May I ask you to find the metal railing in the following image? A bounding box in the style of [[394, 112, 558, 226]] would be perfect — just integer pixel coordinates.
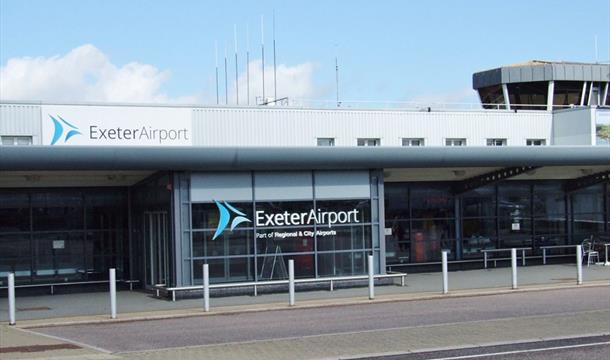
[[156, 272, 407, 302], [0, 279, 139, 293], [250, 98, 596, 112]]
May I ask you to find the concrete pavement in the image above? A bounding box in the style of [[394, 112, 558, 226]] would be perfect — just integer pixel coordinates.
[[1, 264, 609, 359]]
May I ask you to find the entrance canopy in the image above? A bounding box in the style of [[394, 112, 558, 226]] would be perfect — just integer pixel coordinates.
[[1, 146, 608, 171]]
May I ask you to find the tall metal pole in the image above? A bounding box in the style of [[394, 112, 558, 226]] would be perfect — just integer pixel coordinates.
[[273, 10, 277, 102], [215, 41, 219, 105], [246, 24, 250, 105], [234, 24, 239, 105], [224, 45, 228, 105], [335, 57, 339, 107], [261, 15, 265, 104]]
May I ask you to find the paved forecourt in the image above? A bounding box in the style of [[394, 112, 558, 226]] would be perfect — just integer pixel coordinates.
[[26, 286, 610, 359]]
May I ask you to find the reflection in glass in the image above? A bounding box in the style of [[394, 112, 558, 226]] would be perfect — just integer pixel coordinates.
[[385, 220, 410, 265], [257, 254, 315, 279], [193, 257, 255, 284], [318, 251, 366, 277], [0, 193, 30, 232]]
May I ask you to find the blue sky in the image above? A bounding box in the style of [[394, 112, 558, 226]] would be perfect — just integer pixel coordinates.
[[1, 0, 609, 104]]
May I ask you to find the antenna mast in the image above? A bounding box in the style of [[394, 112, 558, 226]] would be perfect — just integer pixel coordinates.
[[246, 24, 250, 105], [234, 24, 239, 105], [224, 44, 228, 105], [335, 56, 339, 107], [215, 41, 219, 105], [261, 15, 265, 104], [273, 10, 277, 102]]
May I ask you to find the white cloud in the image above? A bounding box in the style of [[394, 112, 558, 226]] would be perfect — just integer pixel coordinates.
[[222, 59, 318, 105], [0, 44, 199, 103], [0, 44, 319, 105]]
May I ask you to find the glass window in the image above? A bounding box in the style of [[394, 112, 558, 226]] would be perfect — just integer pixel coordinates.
[[384, 184, 409, 220], [192, 202, 253, 230], [534, 218, 567, 235], [192, 230, 253, 258], [257, 254, 315, 279], [318, 251, 366, 277], [193, 257, 255, 284], [357, 138, 380, 147], [527, 139, 546, 146], [462, 186, 496, 218], [410, 187, 454, 219], [0, 193, 30, 232], [1, 136, 33, 146], [315, 199, 371, 224], [255, 201, 315, 228], [499, 217, 531, 237], [0, 233, 32, 281], [33, 232, 86, 281], [445, 138, 466, 146], [402, 138, 424, 146], [463, 218, 497, 241], [498, 184, 531, 218], [317, 225, 372, 252], [486, 138, 507, 146], [256, 228, 315, 255], [533, 184, 565, 216], [571, 184, 604, 214], [385, 220, 410, 265], [85, 190, 126, 230], [32, 192, 83, 231], [317, 138, 335, 146]]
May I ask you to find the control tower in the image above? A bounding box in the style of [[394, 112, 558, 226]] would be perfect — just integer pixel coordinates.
[[473, 60, 609, 110]]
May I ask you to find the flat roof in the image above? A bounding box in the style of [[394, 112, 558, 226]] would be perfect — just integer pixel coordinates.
[[473, 61, 610, 89], [1, 146, 608, 171]]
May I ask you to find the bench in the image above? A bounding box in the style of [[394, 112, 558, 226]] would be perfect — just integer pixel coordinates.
[[481, 248, 531, 269]]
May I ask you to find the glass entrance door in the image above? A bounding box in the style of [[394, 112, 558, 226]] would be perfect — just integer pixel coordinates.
[[144, 211, 169, 288]]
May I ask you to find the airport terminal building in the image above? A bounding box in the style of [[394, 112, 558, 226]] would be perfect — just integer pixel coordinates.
[[1, 61, 609, 291]]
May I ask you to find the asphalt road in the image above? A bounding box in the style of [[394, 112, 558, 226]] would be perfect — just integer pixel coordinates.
[[33, 287, 610, 355], [363, 335, 610, 359]]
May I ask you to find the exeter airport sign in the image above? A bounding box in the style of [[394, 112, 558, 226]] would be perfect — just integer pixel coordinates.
[[41, 105, 192, 146]]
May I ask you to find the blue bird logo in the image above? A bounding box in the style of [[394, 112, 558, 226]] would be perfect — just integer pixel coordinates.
[[213, 201, 251, 240], [50, 115, 81, 145]]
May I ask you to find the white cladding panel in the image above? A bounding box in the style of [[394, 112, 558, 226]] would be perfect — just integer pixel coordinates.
[[2, 103, 553, 147], [552, 108, 594, 145], [192, 108, 552, 147], [0, 104, 42, 143]]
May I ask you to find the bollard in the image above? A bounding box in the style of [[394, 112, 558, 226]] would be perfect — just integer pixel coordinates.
[[288, 259, 295, 306], [576, 245, 583, 285], [368, 255, 375, 300], [203, 263, 210, 311], [8, 273, 15, 325], [441, 250, 448, 294], [511, 248, 517, 289], [109, 268, 117, 319]]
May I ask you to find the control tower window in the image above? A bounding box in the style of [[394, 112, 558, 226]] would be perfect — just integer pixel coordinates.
[[477, 85, 505, 109], [507, 81, 548, 110]]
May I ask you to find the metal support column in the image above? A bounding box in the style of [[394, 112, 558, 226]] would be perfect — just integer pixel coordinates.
[[547, 81, 555, 111]]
